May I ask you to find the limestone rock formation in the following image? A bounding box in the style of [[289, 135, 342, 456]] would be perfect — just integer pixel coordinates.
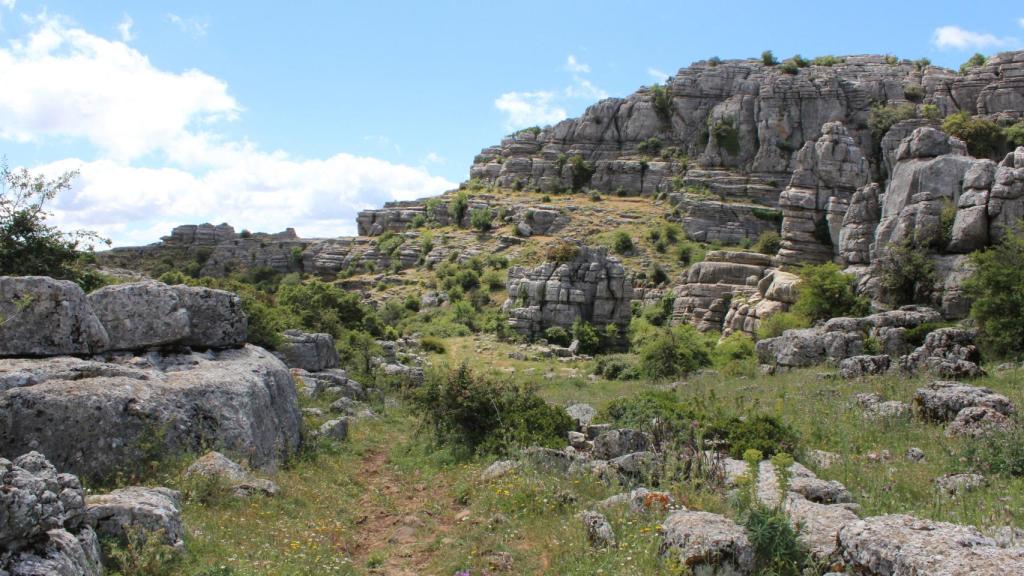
[[0, 346, 302, 481], [503, 245, 632, 338], [659, 510, 754, 574], [837, 514, 1024, 575], [0, 277, 109, 358], [277, 330, 340, 372], [184, 451, 280, 498], [85, 486, 184, 550], [899, 327, 984, 378], [912, 381, 1015, 423]]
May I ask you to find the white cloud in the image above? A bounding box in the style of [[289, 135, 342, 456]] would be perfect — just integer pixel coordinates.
[[117, 14, 134, 42], [2, 15, 454, 246], [1, 1, 15, 10], [1019, 17, 1024, 28], [932, 25, 1018, 50], [165, 13, 208, 38], [648, 67, 670, 82], [0, 16, 238, 161], [422, 152, 444, 164], [564, 76, 607, 100], [494, 91, 567, 131], [565, 54, 590, 74]]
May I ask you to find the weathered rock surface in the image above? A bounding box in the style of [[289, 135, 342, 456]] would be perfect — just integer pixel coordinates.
[[564, 403, 596, 429], [277, 330, 339, 372], [839, 354, 891, 378], [899, 328, 984, 378], [592, 429, 653, 460], [85, 486, 184, 550], [912, 381, 1015, 423], [0, 346, 302, 481], [659, 510, 754, 574], [837, 514, 1024, 575], [184, 451, 279, 498], [945, 406, 1013, 438], [580, 510, 616, 548], [0, 277, 109, 358], [503, 245, 632, 339]]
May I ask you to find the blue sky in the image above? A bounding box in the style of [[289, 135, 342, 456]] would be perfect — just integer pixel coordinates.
[[1, 1, 1021, 245]]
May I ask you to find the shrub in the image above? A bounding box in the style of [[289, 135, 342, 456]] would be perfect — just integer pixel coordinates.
[[876, 240, 936, 306], [711, 414, 799, 458], [779, 60, 799, 75], [375, 231, 405, 256], [409, 214, 426, 229], [612, 231, 634, 254], [277, 279, 367, 338], [959, 52, 987, 74], [650, 83, 673, 122], [757, 311, 810, 340], [965, 226, 1024, 359], [544, 326, 572, 347], [448, 191, 470, 225], [1005, 121, 1024, 148], [412, 364, 573, 456], [572, 318, 601, 354], [902, 321, 953, 348], [0, 162, 109, 284], [883, 54, 898, 65], [942, 111, 1004, 158], [921, 104, 942, 121], [469, 206, 494, 232], [420, 335, 447, 354], [589, 191, 602, 202], [602, 390, 695, 434], [811, 55, 843, 66], [640, 296, 676, 327], [710, 118, 740, 155], [637, 136, 663, 156], [593, 354, 640, 380], [913, 58, 931, 71], [868, 103, 917, 143], [545, 240, 580, 263], [103, 527, 180, 576], [903, 83, 924, 103], [638, 324, 712, 379], [791, 262, 869, 322], [753, 230, 781, 255], [707, 56, 722, 67], [650, 266, 669, 285], [712, 332, 756, 369], [742, 504, 808, 576], [568, 155, 595, 192], [481, 268, 505, 291], [789, 54, 809, 67], [761, 50, 778, 66]]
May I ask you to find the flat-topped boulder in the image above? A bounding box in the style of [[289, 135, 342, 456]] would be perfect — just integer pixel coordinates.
[[837, 514, 1024, 575], [912, 381, 1015, 422], [0, 276, 109, 357], [277, 330, 339, 372], [659, 510, 754, 574], [0, 345, 301, 481]]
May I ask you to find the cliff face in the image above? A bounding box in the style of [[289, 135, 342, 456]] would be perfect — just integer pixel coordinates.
[[468, 52, 1024, 198]]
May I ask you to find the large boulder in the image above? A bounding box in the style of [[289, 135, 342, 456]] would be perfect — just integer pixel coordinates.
[[837, 514, 1024, 575], [277, 330, 339, 372], [84, 486, 184, 550], [0, 452, 101, 576], [912, 381, 1014, 423], [88, 282, 246, 351], [184, 451, 279, 497], [0, 277, 109, 357], [899, 328, 984, 378], [659, 510, 755, 574], [0, 345, 301, 481], [592, 429, 653, 460]]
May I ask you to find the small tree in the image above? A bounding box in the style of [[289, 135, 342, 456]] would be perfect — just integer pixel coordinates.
[[791, 262, 868, 322], [959, 53, 987, 74], [965, 226, 1024, 359], [876, 240, 936, 307], [942, 111, 1005, 158], [761, 50, 778, 66], [638, 324, 711, 379], [469, 207, 494, 232], [612, 231, 634, 254], [448, 191, 470, 226]]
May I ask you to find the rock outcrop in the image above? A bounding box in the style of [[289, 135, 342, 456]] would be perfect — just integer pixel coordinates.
[[0, 346, 302, 481], [899, 327, 984, 378], [0, 277, 109, 358], [85, 486, 184, 550], [277, 330, 339, 372], [503, 245, 632, 339], [912, 381, 1015, 423], [659, 510, 754, 573]]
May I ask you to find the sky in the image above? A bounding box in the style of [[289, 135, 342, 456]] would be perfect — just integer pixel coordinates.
[[0, 1, 1021, 246]]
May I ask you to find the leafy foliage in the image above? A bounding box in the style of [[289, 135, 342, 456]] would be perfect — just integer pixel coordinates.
[[469, 206, 494, 232], [637, 324, 712, 379], [965, 226, 1024, 359], [753, 230, 781, 255], [868, 103, 917, 144], [959, 52, 987, 74], [761, 50, 778, 66], [791, 262, 868, 322], [572, 318, 601, 355], [756, 311, 810, 340], [649, 83, 673, 122], [942, 111, 1004, 158], [710, 118, 740, 155], [412, 364, 573, 456], [876, 240, 936, 307], [448, 191, 470, 225], [0, 161, 109, 286], [612, 231, 634, 254], [961, 425, 1024, 478]]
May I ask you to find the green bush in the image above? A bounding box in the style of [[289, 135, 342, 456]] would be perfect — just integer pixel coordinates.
[[810, 55, 843, 66], [876, 240, 936, 307], [902, 321, 953, 347], [959, 52, 987, 74], [637, 136, 663, 156], [921, 104, 942, 121], [601, 390, 695, 433], [277, 279, 367, 338], [572, 318, 601, 354], [712, 332, 756, 369], [375, 231, 405, 256], [742, 504, 809, 576], [789, 54, 809, 67], [612, 231, 634, 254], [448, 191, 470, 225], [545, 240, 580, 263], [420, 335, 447, 354], [753, 230, 781, 255], [761, 50, 778, 66], [650, 266, 669, 285], [779, 60, 799, 75], [638, 324, 712, 379], [544, 326, 572, 347], [868, 103, 918, 144], [757, 311, 810, 340], [903, 83, 924, 103], [965, 227, 1024, 359], [481, 268, 505, 291], [942, 111, 1005, 158], [640, 296, 676, 327], [650, 83, 673, 122], [469, 207, 494, 232], [569, 155, 595, 192], [710, 118, 740, 155], [593, 354, 640, 380], [790, 262, 868, 322], [710, 414, 799, 458], [412, 364, 573, 456], [1005, 121, 1024, 148], [962, 425, 1024, 477]]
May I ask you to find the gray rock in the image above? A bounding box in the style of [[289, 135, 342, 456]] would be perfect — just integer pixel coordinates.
[[945, 406, 1013, 438], [912, 381, 1015, 422], [838, 514, 1024, 575], [278, 331, 339, 372], [608, 451, 661, 484], [184, 451, 279, 498], [900, 328, 985, 379], [565, 403, 596, 428], [839, 355, 891, 378], [935, 472, 987, 496], [0, 277, 108, 357], [2, 527, 102, 576], [592, 429, 653, 460], [479, 460, 518, 482], [0, 346, 302, 481], [520, 446, 577, 475], [85, 486, 184, 550], [579, 510, 616, 548], [789, 476, 853, 504], [318, 418, 349, 441], [783, 493, 859, 562], [173, 285, 247, 349], [906, 447, 925, 462], [659, 510, 754, 575]]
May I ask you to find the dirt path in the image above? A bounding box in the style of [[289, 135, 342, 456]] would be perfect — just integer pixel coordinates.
[[350, 445, 464, 575]]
